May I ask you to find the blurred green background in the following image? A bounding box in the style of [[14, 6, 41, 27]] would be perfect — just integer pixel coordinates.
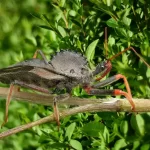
[[0, 0, 150, 149]]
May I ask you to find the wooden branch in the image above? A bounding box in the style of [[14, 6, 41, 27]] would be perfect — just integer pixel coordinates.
[[0, 87, 102, 105], [0, 87, 150, 139]]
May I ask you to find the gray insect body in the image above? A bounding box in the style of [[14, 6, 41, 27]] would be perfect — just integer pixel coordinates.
[[0, 51, 92, 93], [50, 51, 92, 84]]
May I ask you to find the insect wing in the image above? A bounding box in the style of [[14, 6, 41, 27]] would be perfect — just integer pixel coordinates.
[[0, 63, 66, 88], [10, 59, 54, 70], [29, 67, 66, 81], [0, 65, 34, 84]]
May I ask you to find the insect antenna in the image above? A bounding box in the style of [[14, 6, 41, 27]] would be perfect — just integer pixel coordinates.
[[108, 47, 150, 68]]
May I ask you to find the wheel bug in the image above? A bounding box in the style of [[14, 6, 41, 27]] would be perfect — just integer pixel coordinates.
[[0, 46, 149, 128]]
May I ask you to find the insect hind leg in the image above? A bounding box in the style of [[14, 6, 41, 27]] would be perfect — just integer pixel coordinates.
[[1, 80, 50, 128], [33, 49, 49, 65], [1, 84, 17, 127]]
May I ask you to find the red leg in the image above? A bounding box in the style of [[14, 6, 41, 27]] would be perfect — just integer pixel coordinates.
[[84, 88, 135, 111], [115, 74, 132, 97], [113, 89, 135, 110], [93, 74, 132, 97], [87, 74, 135, 111]]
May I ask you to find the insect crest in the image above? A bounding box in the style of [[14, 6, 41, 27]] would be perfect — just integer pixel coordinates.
[[50, 50, 91, 80]]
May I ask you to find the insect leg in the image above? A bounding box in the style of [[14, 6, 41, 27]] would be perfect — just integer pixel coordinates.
[[93, 74, 132, 97], [13, 80, 65, 128], [1, 81, 50, 127], [84, 88, 135, 111], [13, 80, 49, 93], [87, 74, 135, 110], [53, 94, 70, 128], [1, 84, 15, 127], [33, 50, 49, 65]]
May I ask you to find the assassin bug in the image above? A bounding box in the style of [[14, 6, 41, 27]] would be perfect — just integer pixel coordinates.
[[0, 45, 150, 127]]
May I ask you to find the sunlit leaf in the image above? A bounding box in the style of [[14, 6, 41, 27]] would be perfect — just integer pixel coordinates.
[[131, 114, 145, 136], [65, 122, 76, 140], [70, 140, 82, 150], [86, 39, 99, 62], [113, 139, 127, 149]]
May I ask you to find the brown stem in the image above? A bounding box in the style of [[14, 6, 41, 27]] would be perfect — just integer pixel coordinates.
[[63, 10, 68, 29], [0, 99, 150, 139], [0, 87, 150, 139], [0, 87, 103, 105]]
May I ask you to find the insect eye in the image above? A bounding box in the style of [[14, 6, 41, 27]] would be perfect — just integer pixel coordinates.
[[101, 65, 105, 69], [70, 69, 75, 74]]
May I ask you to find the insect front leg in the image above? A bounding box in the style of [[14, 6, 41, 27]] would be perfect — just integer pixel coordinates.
[[85, 88, 135, 111], [93, 74, 132, 97], [86, 74, 135, 111]]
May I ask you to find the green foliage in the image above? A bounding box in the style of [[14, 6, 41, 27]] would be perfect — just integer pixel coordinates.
[[0, 0, 150, 149]]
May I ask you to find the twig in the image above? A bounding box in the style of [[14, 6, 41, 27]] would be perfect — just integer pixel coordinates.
[[0, 87, 104, 105], [0, 87, 150, 139]]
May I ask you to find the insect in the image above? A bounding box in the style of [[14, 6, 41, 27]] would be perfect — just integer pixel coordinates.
[[0, 47, 149, 127]]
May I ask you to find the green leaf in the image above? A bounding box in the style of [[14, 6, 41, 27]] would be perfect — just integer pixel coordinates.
[[131, 114, 145, 136], [103, 126, 109, 143], [58, 0, 66, 7], [41, 14, 51, 24], [86, 39, 99, 62], [133, 141, 140, 150], [120, 120, 128, 136], [90, 0, 118, 19], [146, 67, 150, 78], [115, 28, 128, 38], [82, 121, 104, 137], [38, 25, 61, 37], [70, 139, 82, 150], [140, 144, 150, 150], [30, 12, 42, 20], [119, 8, 131, 26], [69, 10, 77, 17], [38, 25, 54, 31], [65, 122, 76, 140], [113, 139, 127, 150], [57, 25, 67, 37], [106, 18, 118, 28], [49, 142, 68, 148], [70, 19, 81, 27], [115, 0, 121, 8], [49, 31, 57, 41], [25, 37, 36, 46]]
